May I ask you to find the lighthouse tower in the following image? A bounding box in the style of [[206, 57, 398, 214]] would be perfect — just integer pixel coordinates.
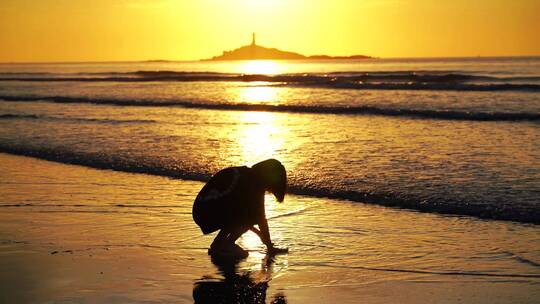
[[251, 32, 256, 46]]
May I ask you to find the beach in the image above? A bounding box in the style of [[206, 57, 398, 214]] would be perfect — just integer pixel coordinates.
[[1, 153, 539, 303], [2, 0, 540, 302], [1, 57, 540, 303]]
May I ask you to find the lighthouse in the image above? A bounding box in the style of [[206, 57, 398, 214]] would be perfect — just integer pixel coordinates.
[[251, 32, 256, 46]]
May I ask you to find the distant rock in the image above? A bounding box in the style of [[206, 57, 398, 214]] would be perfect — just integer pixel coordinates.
[[202, 33, 373, 61]]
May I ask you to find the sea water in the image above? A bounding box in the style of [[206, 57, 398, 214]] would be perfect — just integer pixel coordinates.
[[0, 57, 539, 223], [1, 154, 539, 303]]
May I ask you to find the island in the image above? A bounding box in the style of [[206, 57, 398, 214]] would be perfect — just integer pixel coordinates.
[[202, 33, 373, 61]]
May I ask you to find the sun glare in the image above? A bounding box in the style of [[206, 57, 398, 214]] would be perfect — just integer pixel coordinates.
[[238, 111, 284, 165], [240, 60, 281, 75], [238, 84, 279, 104]]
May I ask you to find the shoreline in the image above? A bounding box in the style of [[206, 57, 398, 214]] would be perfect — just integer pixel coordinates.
[[1, 146, 537, 225], [1, 153, 539, 303]]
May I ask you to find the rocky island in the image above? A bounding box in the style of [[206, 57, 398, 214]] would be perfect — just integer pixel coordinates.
[[202, 33, 373, 61]]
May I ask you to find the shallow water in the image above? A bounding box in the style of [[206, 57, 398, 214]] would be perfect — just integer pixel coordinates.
[[0, 99, 539, 223], [0, 57, 539, 224], [1, 154, 539, 303]]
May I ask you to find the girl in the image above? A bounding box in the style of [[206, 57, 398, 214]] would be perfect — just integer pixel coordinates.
[[193, 159, 288, 258]]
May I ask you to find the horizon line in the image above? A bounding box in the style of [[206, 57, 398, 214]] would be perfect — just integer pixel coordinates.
[[1, 55, 540, 64]]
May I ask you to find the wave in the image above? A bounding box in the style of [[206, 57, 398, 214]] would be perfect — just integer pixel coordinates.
[[0, 203, 185, 209], [310, 262, 540, 278], [0, 114, 41, 120], [0, 145, 539, 224], [1, 70, 540, 92], [2, 69, 540, 81], [2, 95, 539, 122], [0, 113, 157, 124], [288, 82, 540, 92]]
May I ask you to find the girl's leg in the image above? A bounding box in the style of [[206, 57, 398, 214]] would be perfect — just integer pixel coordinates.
[[226, 225, 250, 243], [210, 229, 229, 250], [224, 225, 250, 258], [209, 226, 250, 258]]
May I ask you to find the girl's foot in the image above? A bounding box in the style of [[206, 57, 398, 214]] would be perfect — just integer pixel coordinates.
[[208, 242, 249, 259]]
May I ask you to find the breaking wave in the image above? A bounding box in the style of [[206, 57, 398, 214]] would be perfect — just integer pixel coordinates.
[[1, 95, 539, 122], [0, 144, 538, 224], [0, 113, 157, 124], [1, 70, 540, 92]]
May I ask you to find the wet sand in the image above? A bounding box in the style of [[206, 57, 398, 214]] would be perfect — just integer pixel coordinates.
[[1, 153, 539, 303]]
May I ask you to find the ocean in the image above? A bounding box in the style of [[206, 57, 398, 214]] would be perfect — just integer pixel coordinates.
[[0, 57, 539, 224]]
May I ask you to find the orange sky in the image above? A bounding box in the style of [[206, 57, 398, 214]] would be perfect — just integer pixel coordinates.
[[1, 0, 539, 62]]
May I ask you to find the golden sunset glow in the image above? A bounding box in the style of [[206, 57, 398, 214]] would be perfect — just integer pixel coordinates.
[[237, 111, 284, 164], [237, 84, 280, 104], [2, 1, 540, 303], [1, 0, 539, 62], [239, 60, 281, 75]]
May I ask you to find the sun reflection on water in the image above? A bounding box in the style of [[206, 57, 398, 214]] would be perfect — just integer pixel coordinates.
[[238, 83, 279, 104], [237, 111, 285, 165], [239, 60, 281, 75]]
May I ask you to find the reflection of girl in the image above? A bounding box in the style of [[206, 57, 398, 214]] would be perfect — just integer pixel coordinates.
[[193, 159, 289, 258], [193, 254, 288, 303]]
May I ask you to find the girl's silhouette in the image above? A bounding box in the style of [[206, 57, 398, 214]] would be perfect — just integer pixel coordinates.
[[193, 159, 288, 258]]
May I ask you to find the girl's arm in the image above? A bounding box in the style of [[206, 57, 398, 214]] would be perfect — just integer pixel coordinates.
[[249, 226, 269, 246], [250, 205, 272, 247], [252, 208, 288, 254]]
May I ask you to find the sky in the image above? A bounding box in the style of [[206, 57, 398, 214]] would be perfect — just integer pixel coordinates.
[[0, 0, 539, 62]]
